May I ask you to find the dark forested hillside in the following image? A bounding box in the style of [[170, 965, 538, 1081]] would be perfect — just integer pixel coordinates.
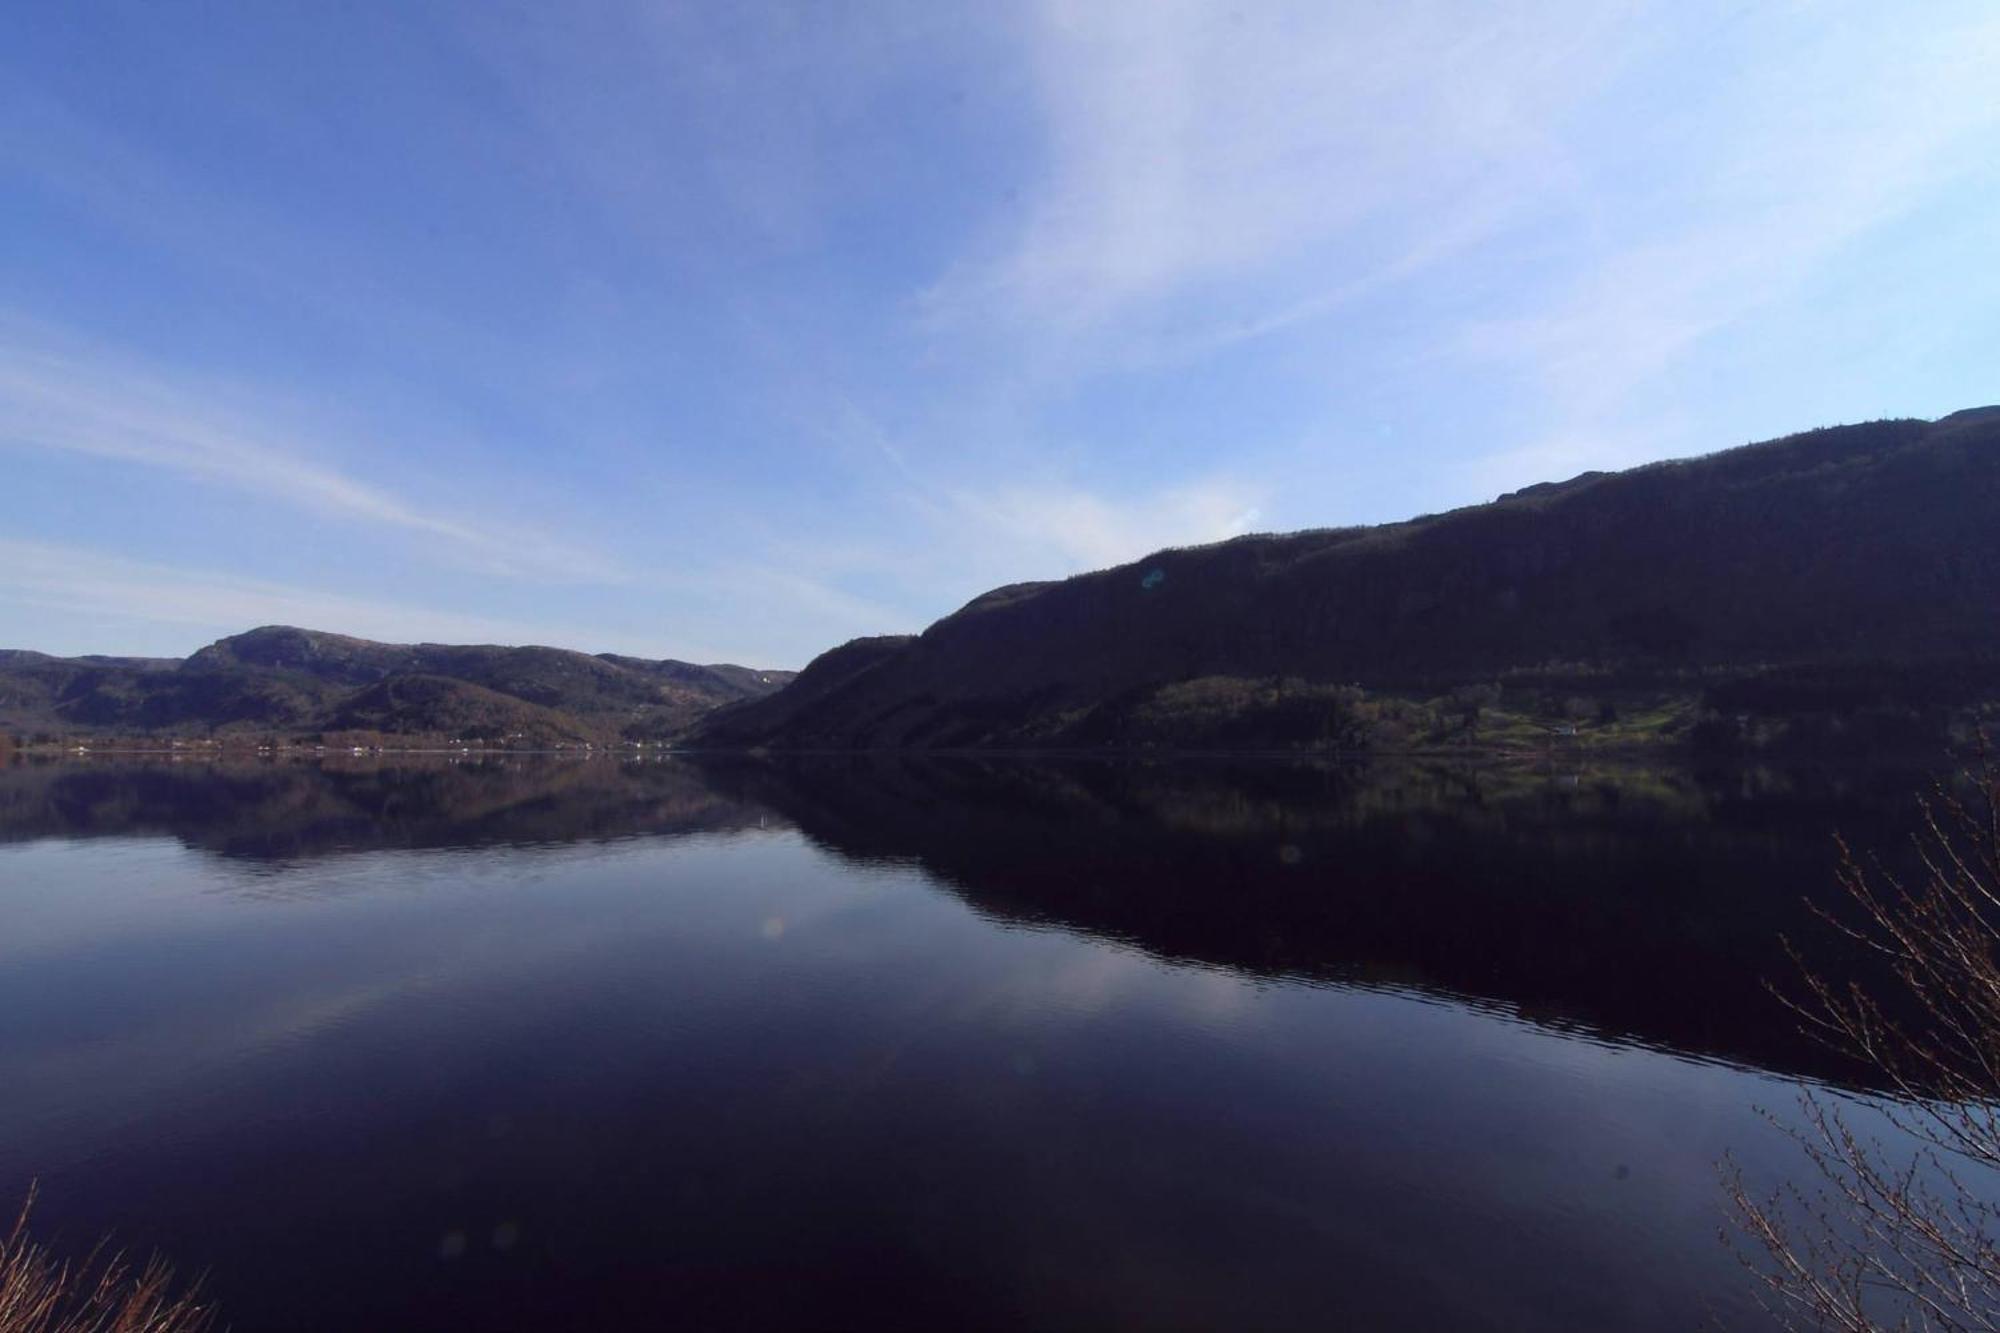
[[0, 627, 794, 744], [694, 409, 2000, 752]]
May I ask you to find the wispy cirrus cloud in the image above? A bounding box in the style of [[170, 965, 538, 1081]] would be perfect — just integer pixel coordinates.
[[923, 1, 1632, 344], [809, 391, 1267, 593], [0, 537, 625, 651], [936, 478, 1264, 575], [0, 327, 624, 584], [917, 0, 2000, 507], [1456, 6, 2000, 433]]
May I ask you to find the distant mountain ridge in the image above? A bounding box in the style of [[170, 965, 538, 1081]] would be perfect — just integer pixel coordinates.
[[693, 408, 2000, 751], [0, 626, 794, 744]]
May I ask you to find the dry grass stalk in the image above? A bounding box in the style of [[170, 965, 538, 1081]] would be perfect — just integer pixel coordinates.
[[0, 1186, 215, 1333]]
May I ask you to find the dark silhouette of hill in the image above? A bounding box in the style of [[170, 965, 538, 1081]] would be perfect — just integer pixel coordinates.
[[694, 409, 2000, 750], [686, 751, 1933, 1085], [0, 626, 794, 743], [0, 755, 764, 861], [0, 749, 1936, 1084]]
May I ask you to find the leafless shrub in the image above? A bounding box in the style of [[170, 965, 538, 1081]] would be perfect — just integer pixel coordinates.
[[1726, 749, 2000, 1330], [0, 1186, 216, 1333]]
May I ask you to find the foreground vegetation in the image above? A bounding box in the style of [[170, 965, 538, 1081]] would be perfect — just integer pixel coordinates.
[[1729, 752, 2000, 1328], [0, 1191, 213, 1333]]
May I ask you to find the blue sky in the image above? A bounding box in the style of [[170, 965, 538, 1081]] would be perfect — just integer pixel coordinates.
[[4, 2, 1998, 668]]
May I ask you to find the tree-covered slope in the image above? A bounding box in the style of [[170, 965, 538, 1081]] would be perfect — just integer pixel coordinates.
[[694, 409, 2000, 750], [0, 628, 795, 742]]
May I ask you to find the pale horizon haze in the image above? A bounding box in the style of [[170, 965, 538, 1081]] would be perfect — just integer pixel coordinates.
[[5, 2, 1998, 667]]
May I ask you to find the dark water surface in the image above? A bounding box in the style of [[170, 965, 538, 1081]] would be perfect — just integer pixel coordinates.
[[0, 754, 1945, 1330]]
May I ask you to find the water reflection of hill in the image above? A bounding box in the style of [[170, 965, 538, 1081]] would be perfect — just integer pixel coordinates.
[[0, 756, 764, 860], [1, 752, 1939, 1083], [693, 754, 1938, 1085]]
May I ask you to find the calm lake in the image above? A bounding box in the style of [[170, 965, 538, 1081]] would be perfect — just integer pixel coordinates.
[[0, 754, 1944, 1330]]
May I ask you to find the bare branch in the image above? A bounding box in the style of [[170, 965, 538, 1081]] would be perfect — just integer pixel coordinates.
[[1729, 741, 2000, 1331]]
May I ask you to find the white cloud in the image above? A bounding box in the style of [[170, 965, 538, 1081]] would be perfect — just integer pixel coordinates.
[[772, 386, 1269, 622], [1462, 9, 2000, 423], [925, 0, 1632, 341], [0, 327, 624, 584], [0, 537, 624, 652], [916, 0, 2000, 507], [945, 478, 1263, 573]]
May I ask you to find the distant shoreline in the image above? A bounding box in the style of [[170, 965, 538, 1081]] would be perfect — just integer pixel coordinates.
[[4, 736, 1963, 764]]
